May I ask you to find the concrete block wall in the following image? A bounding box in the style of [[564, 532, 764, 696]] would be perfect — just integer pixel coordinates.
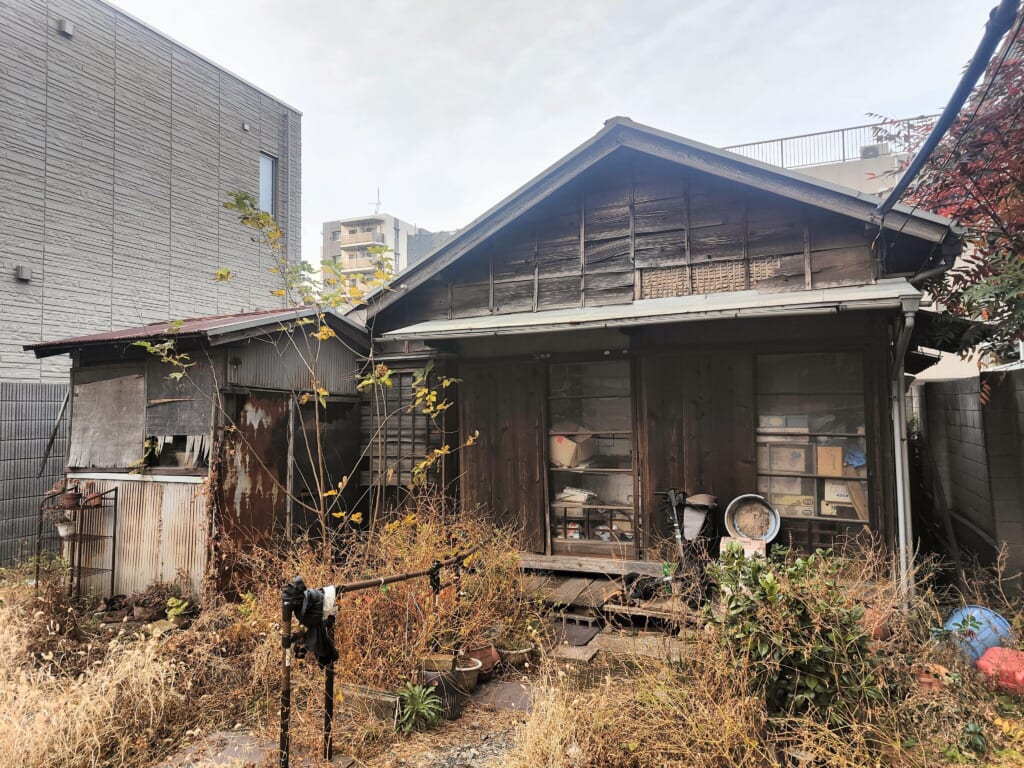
[[0, 0, 302, 383], [922, 370, 1024, 576], [0, 382, 67, 565]]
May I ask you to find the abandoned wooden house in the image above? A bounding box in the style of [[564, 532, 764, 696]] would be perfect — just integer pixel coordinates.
[[26, 118, 964, 595], [362, 117, 962, 581], [26, 308, 366, 596]]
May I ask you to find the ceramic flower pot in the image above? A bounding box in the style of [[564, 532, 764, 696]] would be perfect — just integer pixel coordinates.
[[498, 643, 535, 668], [453, 655, 483, 693], [464, 643, 500, 680]]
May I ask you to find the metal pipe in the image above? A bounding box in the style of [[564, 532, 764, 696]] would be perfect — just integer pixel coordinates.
[[877, 0, 1021, 216], [280, 603, 294, 768], [891, 305, 917, 598]]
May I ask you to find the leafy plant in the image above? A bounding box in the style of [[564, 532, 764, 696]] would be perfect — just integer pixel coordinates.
[[706, 547, 883, 723], [165, 597, 191, 620], [396, 682, 442, 733]]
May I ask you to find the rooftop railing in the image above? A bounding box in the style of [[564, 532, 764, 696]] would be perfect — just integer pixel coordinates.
[[724, 116, 937, 170]]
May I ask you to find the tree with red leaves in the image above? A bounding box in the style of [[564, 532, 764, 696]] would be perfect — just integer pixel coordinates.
[[896, 14, 1024, 359]]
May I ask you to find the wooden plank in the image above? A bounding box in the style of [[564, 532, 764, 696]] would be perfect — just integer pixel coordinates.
[[518, 552, 664, 577], [633, 197, 688, 233], [537, 275, 581, 309], [689, 222, 745, 262], [810, 246, 872, 288], [547, 577, 594, 607], [493, 279, 535, 313], [803, 222, 812, 289], [450, 282, 491, 319], [575, 578, 624, 608], [584, 237, 631, 271]]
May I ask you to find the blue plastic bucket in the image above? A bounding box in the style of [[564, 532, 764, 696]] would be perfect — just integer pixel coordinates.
[[944, 605, 1013, 663]]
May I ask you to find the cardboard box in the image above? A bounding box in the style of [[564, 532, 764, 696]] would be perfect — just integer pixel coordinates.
[[758, 415, 786, 428], [820, 500, 857, 519], [767, 444, 812, 474], [720, 536, 767, 558], [824, 480, 852, 503], [816, 446, 844, 477], [550, 434, 596, 468]]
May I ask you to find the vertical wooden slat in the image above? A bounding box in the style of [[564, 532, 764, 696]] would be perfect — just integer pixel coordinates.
[[803, 219, 812, 289], [578, 192, 586, 307]]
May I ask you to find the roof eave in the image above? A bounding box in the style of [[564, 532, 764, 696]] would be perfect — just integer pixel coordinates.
[[367, 119, 956, 317]]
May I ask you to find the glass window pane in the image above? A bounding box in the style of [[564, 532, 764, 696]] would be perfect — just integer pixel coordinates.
[[259, 153, 276, 216]]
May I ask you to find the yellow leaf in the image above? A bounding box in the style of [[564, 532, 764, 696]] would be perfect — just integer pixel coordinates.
[[330, 511, 346, 518], [349, 511, 363, 524], [270, 289, 286, 297], [321, 489, 338, 497], [298, 393, 312, 405]]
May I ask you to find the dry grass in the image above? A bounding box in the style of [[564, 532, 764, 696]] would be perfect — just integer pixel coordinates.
[[0, 496, 535, 767], [506, 542, 1024, 768]]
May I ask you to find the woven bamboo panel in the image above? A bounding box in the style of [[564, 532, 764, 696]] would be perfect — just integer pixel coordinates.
[[641, 256, 782, 299]]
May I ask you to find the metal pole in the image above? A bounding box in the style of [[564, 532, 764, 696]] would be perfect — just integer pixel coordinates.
[[280, 604, 294, 768], [323, 616, 335, 762]]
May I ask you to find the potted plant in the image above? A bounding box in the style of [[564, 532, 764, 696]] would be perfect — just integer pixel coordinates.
[[44, 506, 76, 539], [496, 619, 538, 668], [462, 640, 500, 681], [166, 596, 197, 627]]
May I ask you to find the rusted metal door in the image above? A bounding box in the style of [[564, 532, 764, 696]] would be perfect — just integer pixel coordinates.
[[219, 392, 290, 543]]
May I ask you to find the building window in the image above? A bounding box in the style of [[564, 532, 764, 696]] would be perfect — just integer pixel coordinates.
[[259, 153, 277, 216], [755, 351, 869, 551], [548, 360, 636, 556], [348, 229, 358, 235], [330, 231, 340, 242]]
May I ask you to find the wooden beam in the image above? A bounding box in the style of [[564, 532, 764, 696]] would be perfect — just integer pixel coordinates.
[[683, 174, 693, 295], [518, 552, 664, 578], [803, 221, 812, 289], [579, 191, 586, 307]]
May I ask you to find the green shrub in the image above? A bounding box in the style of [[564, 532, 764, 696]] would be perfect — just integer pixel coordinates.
[[707, 547, 883, 724], [396, 682, 442, 733]]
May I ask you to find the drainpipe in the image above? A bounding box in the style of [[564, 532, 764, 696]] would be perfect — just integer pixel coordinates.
[[891, 298, 918, 597], [876, 0, 1020, 218]]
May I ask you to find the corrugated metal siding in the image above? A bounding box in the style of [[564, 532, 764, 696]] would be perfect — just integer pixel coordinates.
[[69, 474, 209, 597], [0, 382, 68, 565], [231, 335, 361, 394]]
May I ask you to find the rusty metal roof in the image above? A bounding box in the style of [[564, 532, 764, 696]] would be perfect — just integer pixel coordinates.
[[26, 306, 368, 358]]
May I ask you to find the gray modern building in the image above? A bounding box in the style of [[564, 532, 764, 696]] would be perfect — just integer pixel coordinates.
[[0, 0, 301, 563]]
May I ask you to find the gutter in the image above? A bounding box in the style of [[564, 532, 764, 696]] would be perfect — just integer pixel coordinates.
[[877, 0, 1021, 217], [891, 298, 920, 598]]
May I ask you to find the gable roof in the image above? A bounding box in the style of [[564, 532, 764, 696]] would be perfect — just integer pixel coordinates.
[[26, 306, 368, 358], [369, 117, 958, 316]]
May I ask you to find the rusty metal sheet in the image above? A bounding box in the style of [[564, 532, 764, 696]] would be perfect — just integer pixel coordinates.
[[218, 392, 289, 544]]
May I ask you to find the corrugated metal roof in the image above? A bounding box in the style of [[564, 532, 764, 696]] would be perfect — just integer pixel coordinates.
[[382, 279, 922, 341], [27, 306, 368, 357]]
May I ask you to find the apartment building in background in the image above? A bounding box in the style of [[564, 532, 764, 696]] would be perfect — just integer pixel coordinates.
[[0, 0, 301, 562], [322, 213, 454, 275]]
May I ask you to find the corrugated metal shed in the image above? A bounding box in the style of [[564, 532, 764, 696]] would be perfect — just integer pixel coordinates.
[[69, 473, 209, 597]]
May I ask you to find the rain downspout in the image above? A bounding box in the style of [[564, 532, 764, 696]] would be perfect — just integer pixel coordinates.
[[891, 298, 918, 597]]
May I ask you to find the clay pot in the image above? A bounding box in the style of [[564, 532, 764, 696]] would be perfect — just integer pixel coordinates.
[[62, 490, 82, 509], [464, 643, 500, 681], [453, 655, 483, 693], [498, 643, 535, 668]]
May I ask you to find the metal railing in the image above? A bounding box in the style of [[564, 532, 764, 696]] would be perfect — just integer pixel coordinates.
[[340, 230, 385, 246], [724, 116, 937, 170]]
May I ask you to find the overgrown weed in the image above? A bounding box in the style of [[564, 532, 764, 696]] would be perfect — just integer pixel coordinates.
[[0, 495, 533, 767], [508, 540, 1024, 768]]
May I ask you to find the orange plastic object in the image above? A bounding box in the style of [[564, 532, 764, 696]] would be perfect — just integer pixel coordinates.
[[976, 647, 1024, 694]]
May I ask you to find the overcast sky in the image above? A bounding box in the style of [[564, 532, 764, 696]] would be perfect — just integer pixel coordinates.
[[112, 0, 996, 262]]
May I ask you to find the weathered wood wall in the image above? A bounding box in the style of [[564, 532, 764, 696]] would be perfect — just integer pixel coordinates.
[[458, 361, 547, 553], [378, 150, 877, 330], [449, 312, 896, 557]]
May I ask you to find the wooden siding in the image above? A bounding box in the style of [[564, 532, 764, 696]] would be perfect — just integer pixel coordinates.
[[638, 350, 756, 546], [378, 151, 876, 331], [459, 361, 547, 553]]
